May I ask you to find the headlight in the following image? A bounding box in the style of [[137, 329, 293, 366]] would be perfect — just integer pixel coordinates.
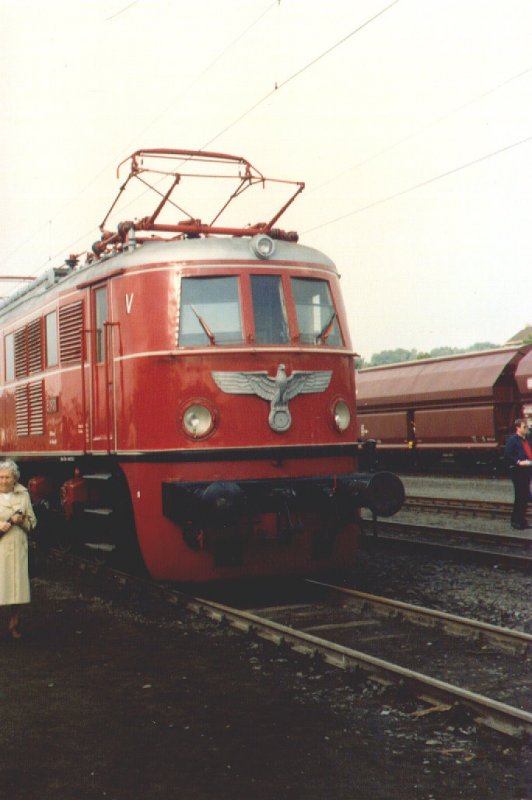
[[182, 404, 214, 438], [333, 400, 351, 432], [250, 234, 276, 260]]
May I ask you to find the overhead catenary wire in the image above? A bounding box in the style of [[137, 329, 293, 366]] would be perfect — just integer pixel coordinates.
[[80, 2, 402, 218], [8, 0, 400, 279], [309, 64, 532, 195], [302, 134, 532, 234], [113, 56, 532, 238], [0, 1, 279, 277], [90, 0, 402, 227], [1, 0, 529, 289], [106, 0, 141, 20], [200, 0, 401, 150], [132, 1, 278, 149]]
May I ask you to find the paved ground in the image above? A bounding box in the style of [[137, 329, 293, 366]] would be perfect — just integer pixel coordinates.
[[378, 474, 531, 539], [398, 474, 514, 503]]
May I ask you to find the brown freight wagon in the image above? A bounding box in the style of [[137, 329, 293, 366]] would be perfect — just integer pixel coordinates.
[[356, 345, 532, 471]]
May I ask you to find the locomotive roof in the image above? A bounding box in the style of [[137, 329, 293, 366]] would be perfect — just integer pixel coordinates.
[[0, 235, 337, 323]]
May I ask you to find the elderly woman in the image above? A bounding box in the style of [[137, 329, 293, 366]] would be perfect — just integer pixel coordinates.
[[0, 460, 37, 639]]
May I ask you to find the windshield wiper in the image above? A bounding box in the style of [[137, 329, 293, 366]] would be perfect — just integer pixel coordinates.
[[316, 310, 337, 344], [190, 305, 216, 345]]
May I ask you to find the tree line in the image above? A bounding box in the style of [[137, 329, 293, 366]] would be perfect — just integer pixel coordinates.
[[355, 341, 499, 369]]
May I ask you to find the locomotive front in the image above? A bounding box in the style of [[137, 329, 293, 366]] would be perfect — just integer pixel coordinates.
[[117, 233, 402, 580]]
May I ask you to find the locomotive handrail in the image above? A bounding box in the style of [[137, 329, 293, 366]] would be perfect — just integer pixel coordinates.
[[0, 276, 36, 281], [104, 321, 119, 454], [81, 327, 90, 454]]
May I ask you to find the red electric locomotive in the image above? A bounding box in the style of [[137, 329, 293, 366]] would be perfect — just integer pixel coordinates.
[[0, 149, 403, 581]]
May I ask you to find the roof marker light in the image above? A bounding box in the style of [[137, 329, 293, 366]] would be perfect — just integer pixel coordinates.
[[251, 234, 276, 260]]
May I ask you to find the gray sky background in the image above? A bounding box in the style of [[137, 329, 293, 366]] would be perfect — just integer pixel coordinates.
[[1, 0, 530, 359]]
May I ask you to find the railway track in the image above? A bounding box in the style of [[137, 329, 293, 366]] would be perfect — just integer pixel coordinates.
[[304, 581, 530, 657], [242, 580, 531, 739], [47, 550, 532, 740], [360, 517, 531, 570], [360, 488, 531, 567]]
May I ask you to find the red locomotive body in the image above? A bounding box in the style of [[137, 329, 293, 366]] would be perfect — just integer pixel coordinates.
[[356, 344, 532, 471], [0, 150, 403, 581]]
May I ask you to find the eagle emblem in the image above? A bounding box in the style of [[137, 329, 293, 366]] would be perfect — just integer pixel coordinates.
[[211, 363, 332, 432]]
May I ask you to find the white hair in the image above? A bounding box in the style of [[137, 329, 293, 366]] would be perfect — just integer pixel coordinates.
[[0, 459, 20, 481]]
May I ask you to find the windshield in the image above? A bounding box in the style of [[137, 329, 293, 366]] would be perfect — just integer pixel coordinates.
[[250, 275, 289, 344], [178, 273, 343, 348], [291, 277, 343, 346], [179, 276, 243, 346]]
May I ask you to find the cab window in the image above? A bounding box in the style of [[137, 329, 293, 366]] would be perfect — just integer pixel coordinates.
[[94, 287, 108, 362], [179, 276, 242, 346], [250, 275, 289, 344], [291, 278, 342, 346]]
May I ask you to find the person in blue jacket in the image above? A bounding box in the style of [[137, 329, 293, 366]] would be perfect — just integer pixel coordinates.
[[504, 419, 532, 530]]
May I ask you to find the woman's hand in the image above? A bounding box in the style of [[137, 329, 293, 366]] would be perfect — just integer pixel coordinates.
[[0, 520, 12, 534]]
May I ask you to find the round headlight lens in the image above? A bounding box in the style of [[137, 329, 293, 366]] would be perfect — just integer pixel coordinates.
[[183, 404, 214, 438], [333, 400, 351, 432], [251, 234, 276, 260]]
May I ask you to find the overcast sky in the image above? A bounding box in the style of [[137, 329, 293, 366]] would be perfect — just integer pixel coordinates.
[[1, 0, 531, 359]]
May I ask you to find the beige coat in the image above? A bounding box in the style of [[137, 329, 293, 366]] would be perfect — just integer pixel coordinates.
[[0, 484, 37, 606]]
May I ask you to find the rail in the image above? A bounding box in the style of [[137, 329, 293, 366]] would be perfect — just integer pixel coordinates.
[[48, 551, 532, 739], [361, 518, 531, 569], [306, 581, 531, 656], [186, 594, 531, 739]]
